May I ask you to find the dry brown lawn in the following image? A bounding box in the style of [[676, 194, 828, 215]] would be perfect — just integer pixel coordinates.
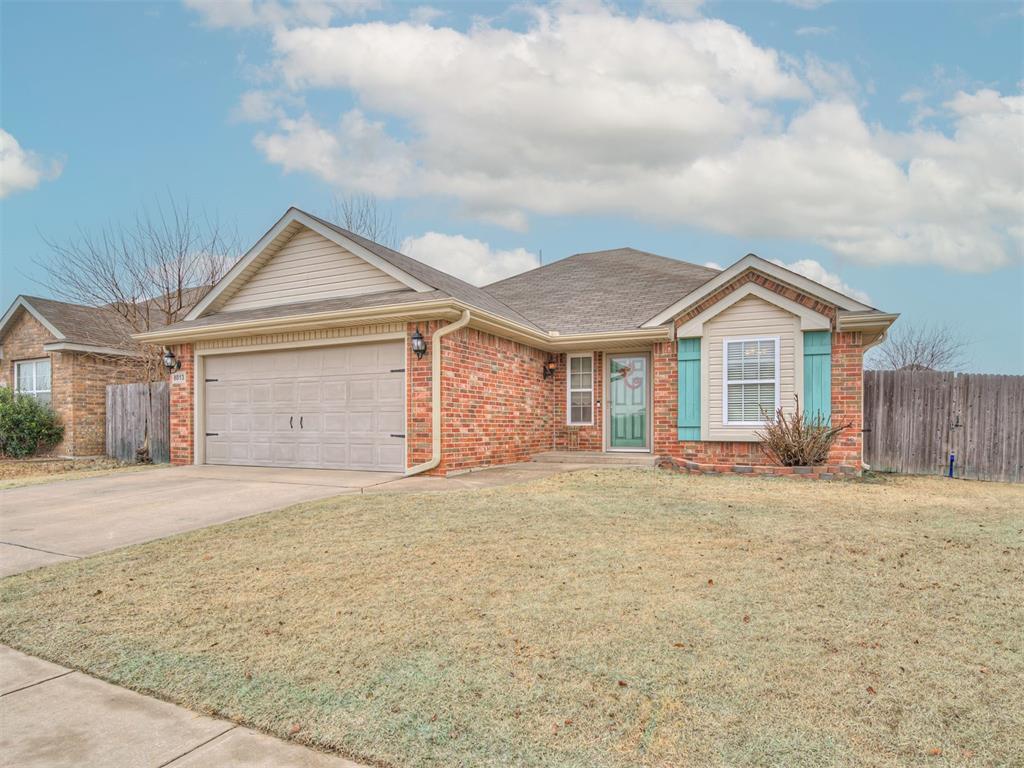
[[0, 457, 150, 489], [1, 470, 1021, 767]]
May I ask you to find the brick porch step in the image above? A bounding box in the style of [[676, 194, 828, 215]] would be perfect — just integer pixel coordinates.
[[529, 451, 658, 467]]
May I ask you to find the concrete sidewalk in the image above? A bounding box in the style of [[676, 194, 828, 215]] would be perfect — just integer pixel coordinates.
[[0, 646, 365, 768]]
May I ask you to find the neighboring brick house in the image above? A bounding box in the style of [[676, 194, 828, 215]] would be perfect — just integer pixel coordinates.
[[137, 207, 898, 476], [0, 296, 145, 456]]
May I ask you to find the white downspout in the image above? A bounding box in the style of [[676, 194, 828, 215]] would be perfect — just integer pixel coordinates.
[[406, 309, 472, 476]]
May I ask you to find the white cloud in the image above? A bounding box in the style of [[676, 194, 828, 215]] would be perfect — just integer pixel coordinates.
[[408, 5, 444, 25], [400, 232, 538, 285], [0, 129, 63, 199], [795, 25, 834, 36], [243, 5, 1022, 273], [643, 0, 704, 19], [703, 261, 724, 270], [233, 90, 284, 122], [770, 258, 871, 304], [184, 0, 379, 29]]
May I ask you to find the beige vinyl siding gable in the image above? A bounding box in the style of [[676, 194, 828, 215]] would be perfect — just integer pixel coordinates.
[[221, 228, 409, 313], [702, 294, 801, 442]]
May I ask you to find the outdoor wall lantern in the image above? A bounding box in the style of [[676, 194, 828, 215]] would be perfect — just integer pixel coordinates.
[[162, 348, 181, 373], [543, 358, 558, 379], [411, 327, 427, 360]]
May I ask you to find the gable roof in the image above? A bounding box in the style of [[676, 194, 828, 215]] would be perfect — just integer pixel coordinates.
[[0, 296, 139, 354], [186, 208, 543, 332], [643, 253, 874, 328], [141, 207, 895, 345], [483, 248, 720, 334], [1, 290, 213, 356]]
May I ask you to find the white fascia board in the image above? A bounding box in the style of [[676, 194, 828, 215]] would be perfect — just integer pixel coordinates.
[[643, 254, 874, 328], [185, 208, 433, 321], [0, 297, 66, 341], [675, 282, 831, 338], [43, 342, 145, 357]]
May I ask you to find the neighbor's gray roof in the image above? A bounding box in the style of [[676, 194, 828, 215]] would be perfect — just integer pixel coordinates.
[[2, 289, 213, 351], [9, 296, 139, 349], [483, 248, 720, 334], [306, 212, 544, 331]]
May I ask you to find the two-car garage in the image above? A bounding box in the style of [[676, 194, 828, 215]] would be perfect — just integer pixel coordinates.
[[202, 340, 406, 472]]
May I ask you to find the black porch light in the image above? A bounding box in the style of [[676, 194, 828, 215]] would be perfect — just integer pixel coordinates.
[[542, 357, 558, 379], [162, 348, 181, 373], [411, 327, 427, 360]]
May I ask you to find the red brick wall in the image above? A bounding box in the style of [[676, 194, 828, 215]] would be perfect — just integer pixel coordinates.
[[65, 353, 142, 456], [828, 332, 864, 469], [434, 325, 553, 474], [0, 310, 66, 455], [1, 310, 145, 457], [551, 351, 604, 451], [653, 332, 865, 470], [169, 343, 195, 465]]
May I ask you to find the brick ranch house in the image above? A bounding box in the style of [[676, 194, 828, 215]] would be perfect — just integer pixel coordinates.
[[0, 296, 145, 456], [136, 207, 898, 476]]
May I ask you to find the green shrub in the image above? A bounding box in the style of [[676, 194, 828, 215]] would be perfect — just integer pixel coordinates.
[[0, 386, 64, 458]]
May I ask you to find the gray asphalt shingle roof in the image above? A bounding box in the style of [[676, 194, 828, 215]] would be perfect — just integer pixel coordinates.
[[14, 296, 139, 349], [483, 248, 720, 334], [306, 212, 544, 331]]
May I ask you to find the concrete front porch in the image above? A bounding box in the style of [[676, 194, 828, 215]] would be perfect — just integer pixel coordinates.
[[529, 450, 657, 467]]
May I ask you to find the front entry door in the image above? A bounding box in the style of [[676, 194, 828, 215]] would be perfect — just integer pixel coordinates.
[[608, 354, 649, 449]]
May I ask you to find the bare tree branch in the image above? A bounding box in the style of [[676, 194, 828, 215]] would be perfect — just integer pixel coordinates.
[[865, 322, 970, 372], [37, 194, 240, 379], [324, 193, 398, 249]]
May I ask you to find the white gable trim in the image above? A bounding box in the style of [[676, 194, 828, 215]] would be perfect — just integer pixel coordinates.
[[0, 297, 66, 341], [674, 282, 831, 338], [643, 254, 873, 329], [186, 208, 433, 320]]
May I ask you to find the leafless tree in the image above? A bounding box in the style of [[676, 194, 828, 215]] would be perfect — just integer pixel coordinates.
[[38, 195, 240, 378], [865, 322, 970, 372], [325, 193, 398, 249]]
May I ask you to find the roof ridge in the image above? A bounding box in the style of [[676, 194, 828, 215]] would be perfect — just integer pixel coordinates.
[[483, 247, 719, 290]]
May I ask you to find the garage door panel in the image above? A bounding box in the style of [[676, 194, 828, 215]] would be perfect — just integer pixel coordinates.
[[322, 381, 347, 402], [378, 377, 403, 401], [379, 410, 404, 433], [229, 414, 251, 432], [251, 384, 272, 403], [204, 340, 405, 471], [378, 443, 405, 468]]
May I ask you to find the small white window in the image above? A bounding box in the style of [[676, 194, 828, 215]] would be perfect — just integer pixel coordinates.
[[567, 354, 594, 425], [15, 358, 52, 405], [723, 338, 778, 425]]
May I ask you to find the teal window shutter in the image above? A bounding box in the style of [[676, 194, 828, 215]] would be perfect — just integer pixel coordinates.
[[677, 338, 701, 441], [803, 331, 832, 425]]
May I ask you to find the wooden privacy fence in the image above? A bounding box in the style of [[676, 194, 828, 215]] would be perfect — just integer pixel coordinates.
[[105, 382, 170, 464], [863, 370, 1024, 483]]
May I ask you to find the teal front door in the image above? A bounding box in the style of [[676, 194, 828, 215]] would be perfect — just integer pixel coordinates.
[[609, 354, 648, 449]]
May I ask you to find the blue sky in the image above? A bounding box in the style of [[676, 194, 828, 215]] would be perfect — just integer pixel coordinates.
[[1, 0, 1021, 372]]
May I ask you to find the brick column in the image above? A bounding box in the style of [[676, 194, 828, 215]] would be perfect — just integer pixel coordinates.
[[828, 331, 864, 470], [169, 343, 195, 465]]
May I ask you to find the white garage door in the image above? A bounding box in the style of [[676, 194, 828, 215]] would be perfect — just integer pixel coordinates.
[[204, 341, 406, 471]]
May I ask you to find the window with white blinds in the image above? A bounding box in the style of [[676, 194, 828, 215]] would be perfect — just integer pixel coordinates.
[[723, 338, 779, 425]]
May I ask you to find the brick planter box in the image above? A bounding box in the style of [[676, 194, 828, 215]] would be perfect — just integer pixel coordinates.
[[656, 455, 859, 480]]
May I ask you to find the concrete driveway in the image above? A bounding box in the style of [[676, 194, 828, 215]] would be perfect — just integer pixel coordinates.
[[0, 465, 401, 577]]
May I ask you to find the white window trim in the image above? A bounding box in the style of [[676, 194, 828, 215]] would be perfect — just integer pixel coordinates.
[[15, 357, 52, 401], [721, 336, 780, 427], [566, 353, 594, 426]]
